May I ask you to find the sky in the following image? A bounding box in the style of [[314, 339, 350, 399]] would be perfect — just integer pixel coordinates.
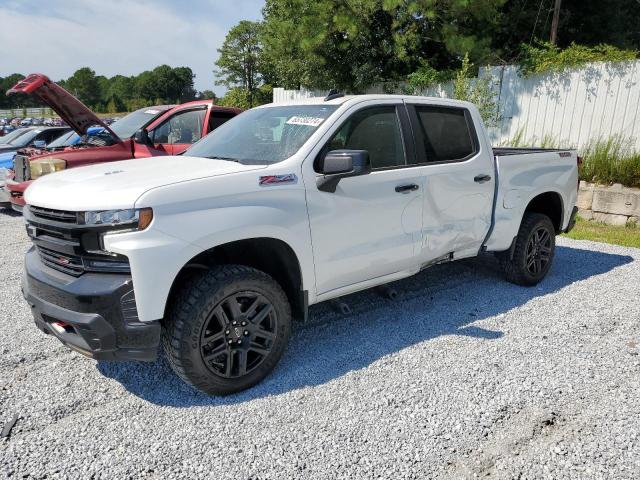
[[0, 0, 265, 96]]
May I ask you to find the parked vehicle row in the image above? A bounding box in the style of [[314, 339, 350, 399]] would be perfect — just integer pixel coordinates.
[[2, 74, 241, 210], [0, 115, 118, 132], [0, 126, 72, 203], [17, 86, 580, 395], [0, 117, 65, 127]]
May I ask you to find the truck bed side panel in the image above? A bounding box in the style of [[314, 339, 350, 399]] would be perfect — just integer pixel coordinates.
[[484, 151, 578, 252]]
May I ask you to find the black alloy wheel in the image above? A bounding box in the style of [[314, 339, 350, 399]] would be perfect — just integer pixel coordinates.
[[163, 265, 291, 395], [200, 291, 278, 379], [524, 226, 553, 276], [500, 212, 556, 286]]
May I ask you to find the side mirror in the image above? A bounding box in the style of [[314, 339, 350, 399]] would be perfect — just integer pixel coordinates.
[[31, 140, 46, 149], [317, 149, 371, 193], [134, 128, 151, 145]]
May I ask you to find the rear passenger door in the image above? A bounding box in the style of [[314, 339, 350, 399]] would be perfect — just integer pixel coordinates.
[[304, 101, 424, 295], [405, 102, 495, 261]]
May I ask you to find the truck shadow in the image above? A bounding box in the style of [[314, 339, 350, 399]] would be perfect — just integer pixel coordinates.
[[97, 244, 633, 406]]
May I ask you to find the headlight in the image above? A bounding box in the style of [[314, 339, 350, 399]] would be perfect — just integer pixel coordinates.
[[30, 158, 66, 179], [82, 207, 153, 230]]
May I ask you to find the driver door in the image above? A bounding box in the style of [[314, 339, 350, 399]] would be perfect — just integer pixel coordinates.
[[148, 108, 207, 155], [304, 102, 424, 296]]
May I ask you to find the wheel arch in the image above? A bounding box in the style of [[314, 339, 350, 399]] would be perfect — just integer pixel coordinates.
[[164, 237, 307, 322], [523, 190, 564, 233]]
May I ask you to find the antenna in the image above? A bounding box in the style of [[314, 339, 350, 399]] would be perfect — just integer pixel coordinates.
[[324, 89, 344, 101]]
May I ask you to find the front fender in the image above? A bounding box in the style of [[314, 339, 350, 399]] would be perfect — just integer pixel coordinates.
[[106, 183, 315, 322]]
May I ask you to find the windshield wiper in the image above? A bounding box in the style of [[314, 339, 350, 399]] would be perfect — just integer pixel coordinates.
[[204, 156, 241, 162]]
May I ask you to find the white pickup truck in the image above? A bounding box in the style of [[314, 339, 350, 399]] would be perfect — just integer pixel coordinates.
[[21, 94, 579, 395]]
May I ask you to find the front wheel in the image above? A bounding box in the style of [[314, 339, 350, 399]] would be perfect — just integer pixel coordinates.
[[162, 265, 291, 395], [500, 212, 556, 286]]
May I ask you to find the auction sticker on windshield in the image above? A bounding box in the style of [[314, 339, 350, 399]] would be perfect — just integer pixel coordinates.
[[286, 116, 325, 127]]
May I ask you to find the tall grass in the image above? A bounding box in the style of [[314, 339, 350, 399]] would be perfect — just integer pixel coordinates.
[[500, 131, 640, 188], [579, 136, 640, 188]]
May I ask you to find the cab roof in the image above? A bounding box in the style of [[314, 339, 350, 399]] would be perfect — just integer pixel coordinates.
[[260, 94, 474, 109]]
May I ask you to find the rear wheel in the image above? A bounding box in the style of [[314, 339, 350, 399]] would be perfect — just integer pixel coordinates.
[[163, 265, 291, 395], [501, 213, 556, 286]]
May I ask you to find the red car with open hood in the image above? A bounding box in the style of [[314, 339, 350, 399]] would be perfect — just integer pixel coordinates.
[[2, 74, 241, 211]]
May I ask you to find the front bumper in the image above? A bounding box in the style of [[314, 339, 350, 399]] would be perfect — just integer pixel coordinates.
[[5, 178, 28, 209], [0, 184, 10, 208], [22, 247, 160, 361], [563, 206, 579, 233]]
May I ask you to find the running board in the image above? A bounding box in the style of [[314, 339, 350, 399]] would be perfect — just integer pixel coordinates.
[[420, 252, 454, 271]]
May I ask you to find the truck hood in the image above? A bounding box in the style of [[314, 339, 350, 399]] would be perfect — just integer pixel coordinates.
[[7, 74, 117, 138], [25, 155, 268, 211]]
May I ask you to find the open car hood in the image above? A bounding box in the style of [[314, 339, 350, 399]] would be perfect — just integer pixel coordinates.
[[7, 74, 118, 139]]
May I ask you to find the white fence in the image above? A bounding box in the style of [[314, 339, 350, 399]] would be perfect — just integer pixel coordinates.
[[273, 60, 640, 149], [0, 107, 56, 118], [488, 62, 640, 148]]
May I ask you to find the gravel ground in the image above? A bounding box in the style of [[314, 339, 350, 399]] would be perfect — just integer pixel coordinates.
[[0, 209, 639, 479]]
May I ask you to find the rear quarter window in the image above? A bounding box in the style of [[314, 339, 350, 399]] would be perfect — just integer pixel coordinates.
[[413, 106, 478, 163]]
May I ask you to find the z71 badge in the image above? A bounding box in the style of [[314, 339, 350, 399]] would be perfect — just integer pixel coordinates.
[[259, 174, 298, 186]]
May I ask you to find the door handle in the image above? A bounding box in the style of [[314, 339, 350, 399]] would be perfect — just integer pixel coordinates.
[[474, 174, 492, 183], [395, 184, 419, 193]]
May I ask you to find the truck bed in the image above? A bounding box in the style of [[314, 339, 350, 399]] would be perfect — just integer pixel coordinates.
[[484, 147, 579, 253], [493, 147, 569, 156]]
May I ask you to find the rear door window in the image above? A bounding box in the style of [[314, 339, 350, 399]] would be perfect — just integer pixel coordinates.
[[413, 106, 478, 163], [209, 111, 236, 131]]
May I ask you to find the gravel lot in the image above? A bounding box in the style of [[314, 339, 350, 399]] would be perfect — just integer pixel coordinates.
[[1, 209, 639, 479]]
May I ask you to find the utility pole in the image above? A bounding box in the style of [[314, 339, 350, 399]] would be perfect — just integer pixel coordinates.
[[550, 0, 562, 45]]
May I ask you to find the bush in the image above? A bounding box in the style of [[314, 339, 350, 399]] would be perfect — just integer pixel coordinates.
[[406, 62, 451, 93], [518, 41, 638, 77], [219, 85, 274, 109], [580, 136, 640, 188]]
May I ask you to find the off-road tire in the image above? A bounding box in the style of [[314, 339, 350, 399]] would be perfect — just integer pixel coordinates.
[[501, 213, 556, 286], [162, 265, 291, 395]]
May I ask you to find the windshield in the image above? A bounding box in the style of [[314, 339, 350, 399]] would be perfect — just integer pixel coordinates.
[[109, 108, 166, 140], [186, 105, 338, 164], [9, 129, 40, 147], [46, 130, 78, 148], [0, 128, 31, 145]]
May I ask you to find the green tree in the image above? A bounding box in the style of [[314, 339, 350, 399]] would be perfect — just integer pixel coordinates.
[[172, 66, 197, 101], [492, 0, 640, 63], [0, 74, 26, 108], [198, 90, 217, 101], [106, 75, 135, 102], [261, 0, 507, 92], [105, 95, 124, 113], [65, 67, 102, 106], [218, 84, 273, 109], [215, 20, 263, 106]]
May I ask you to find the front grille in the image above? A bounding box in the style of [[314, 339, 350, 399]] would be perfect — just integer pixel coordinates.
[[26, 207, 130, 276], [38, 247, 84, 276], [13, 154, 30, 182], [30, 206, 79, 224]]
